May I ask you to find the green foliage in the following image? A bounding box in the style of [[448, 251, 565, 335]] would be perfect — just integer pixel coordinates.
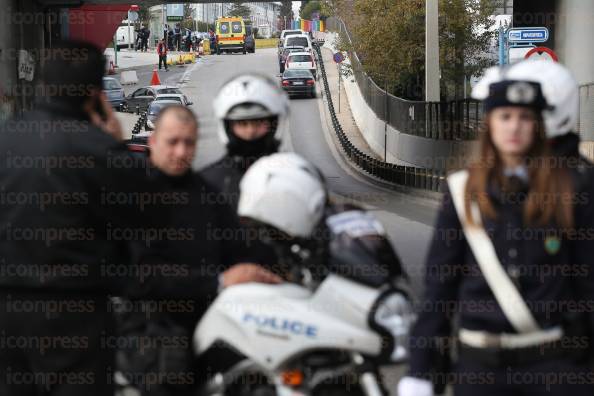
[[280, 0, 294, 19], [300, 1, 330, 20], [345, 0, 496, 100], [228, 2, 252, 19]]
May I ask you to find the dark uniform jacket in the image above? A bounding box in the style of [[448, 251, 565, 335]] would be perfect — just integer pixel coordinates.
[[408, 171, 594, 379], [200, 155, 278, 269], [0, 102, 148, 295]]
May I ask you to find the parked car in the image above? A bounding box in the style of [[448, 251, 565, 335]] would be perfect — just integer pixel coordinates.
[[281, 69, 316, 98], [102, 77, 126, 109], [145, 100, 180, 131], [284, 51, 317, 78], [125, 141, 149, 158], [245, 25, 255, 53], [126, 85, 188, 112], [154, 93, 192, 106]]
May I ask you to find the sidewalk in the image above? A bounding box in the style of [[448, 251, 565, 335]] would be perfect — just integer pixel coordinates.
[[320, 47, 382, 161], [105, 48, 198, 71]]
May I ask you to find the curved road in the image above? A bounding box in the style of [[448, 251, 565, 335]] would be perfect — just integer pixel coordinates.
[[132, 48, 439, 295]]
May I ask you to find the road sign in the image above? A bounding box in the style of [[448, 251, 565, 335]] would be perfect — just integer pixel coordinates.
[[333, 52, 344, 63], [525, 46, 558, 62], [127, 11, 138, 22], [508, 27, 549, 43], [167, 4, 184, 21], [508, 45, 535, 64]]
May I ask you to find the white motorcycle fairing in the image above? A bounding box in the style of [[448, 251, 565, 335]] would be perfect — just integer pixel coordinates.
[[193, 274, 384, 371]]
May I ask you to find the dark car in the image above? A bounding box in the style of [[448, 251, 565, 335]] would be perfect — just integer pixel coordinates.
[[281, 69, 316, 98], [126, 85, 188, 113], [245, 25, 255, 53], [145, 100, 180, 131], [102, 77, 126, 110], [279, 46, 305, 73]]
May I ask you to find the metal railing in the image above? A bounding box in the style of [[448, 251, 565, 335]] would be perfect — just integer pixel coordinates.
[[326, 17, 482, 140], [314, 43, 444, 191], [131, 111, 148, 135]]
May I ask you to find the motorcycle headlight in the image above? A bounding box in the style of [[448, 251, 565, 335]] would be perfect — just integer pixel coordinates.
[[369, 291, 416, 363]]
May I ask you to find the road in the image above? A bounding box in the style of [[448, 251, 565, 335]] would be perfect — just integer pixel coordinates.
[[122, 48, 439, 297], [116, 47, 440, 395]]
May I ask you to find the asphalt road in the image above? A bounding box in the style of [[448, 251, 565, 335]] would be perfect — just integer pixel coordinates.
[[118, 49, 439, 295], [115, 47, 443, 396]]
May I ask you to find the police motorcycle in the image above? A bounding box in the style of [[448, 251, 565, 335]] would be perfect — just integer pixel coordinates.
[[193, 153, 415, 396]]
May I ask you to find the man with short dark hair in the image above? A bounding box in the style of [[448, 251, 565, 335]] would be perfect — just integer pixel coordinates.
[[0, 40, 150, 396]]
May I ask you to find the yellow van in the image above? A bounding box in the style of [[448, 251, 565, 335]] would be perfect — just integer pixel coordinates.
[[215, 17, 247, 55]]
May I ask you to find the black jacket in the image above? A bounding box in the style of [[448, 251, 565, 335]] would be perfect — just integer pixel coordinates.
[[133, 166, 251, 330], [0, 103, 149, 295], [200, 155, 278, 269], [200, 155, 246, 211], [408, 172, 594, 379]]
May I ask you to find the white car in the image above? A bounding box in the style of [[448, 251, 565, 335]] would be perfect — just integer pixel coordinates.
[[284, 51, 317, 78], [154, 94, 193, 106], [283, 34, 313, 53]]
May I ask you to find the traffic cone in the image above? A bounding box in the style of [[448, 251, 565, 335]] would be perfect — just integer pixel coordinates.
[[150, 68, 161, 85]]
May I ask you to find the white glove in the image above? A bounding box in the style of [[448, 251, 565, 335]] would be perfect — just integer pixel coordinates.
[[397, 376, 434, 396]]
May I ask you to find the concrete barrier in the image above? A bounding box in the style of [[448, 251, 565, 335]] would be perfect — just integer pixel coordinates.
[[255, 38, 278, 49], [322, 32, 474, 171], [120, 70, 139, 85]]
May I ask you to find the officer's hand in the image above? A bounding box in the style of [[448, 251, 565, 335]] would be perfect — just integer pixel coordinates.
[[87, 92, 124, 141], [397, 376, 434, 396], [222, 263, 283, 288]]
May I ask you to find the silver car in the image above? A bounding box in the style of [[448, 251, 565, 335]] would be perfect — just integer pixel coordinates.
[[102, 77, 126, 109]]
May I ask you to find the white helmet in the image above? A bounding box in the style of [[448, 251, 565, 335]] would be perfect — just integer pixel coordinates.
[[506, 60, 579, 137], [471, 65, 506, 101], [238, 153, 327, 239], [213, 73, 290, 146]]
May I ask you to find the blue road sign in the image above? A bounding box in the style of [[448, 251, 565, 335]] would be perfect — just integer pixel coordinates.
[[508, 27, 549, 43], [333, 52, 344, 63]]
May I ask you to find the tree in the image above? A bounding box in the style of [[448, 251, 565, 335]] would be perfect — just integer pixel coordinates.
[[228, 2, 252, 19], [343, 0, 496, 100], [181, 3, 195, 31], [279, 0, 294, 30]]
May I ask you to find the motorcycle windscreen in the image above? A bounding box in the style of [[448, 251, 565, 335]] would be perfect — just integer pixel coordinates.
[[325, 208, 404, 287]]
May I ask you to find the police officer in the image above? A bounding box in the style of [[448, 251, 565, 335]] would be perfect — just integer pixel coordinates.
[[200, 74, 290, 267], [399, 66, 594, 396], [0, 40, 149, 396], [120, 105, 281, 395], [200, 73, 290, 211]]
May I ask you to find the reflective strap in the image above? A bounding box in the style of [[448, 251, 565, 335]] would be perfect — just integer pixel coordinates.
[[459, 327, 564, 349], [447, 170, 540, 333]]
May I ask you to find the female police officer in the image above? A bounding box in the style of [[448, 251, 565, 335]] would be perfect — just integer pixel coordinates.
[[398, 65, 594, 396]]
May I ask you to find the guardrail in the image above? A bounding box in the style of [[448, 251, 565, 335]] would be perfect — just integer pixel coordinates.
[[314, 43, 444, 191], [326, 17, 483, 141], [131, 111, 148, 135]]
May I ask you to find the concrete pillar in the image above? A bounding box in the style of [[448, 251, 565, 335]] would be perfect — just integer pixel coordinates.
[[425, 0, 440, 102], [555, 0, 594, 140], [555, 0, 594, 85]]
